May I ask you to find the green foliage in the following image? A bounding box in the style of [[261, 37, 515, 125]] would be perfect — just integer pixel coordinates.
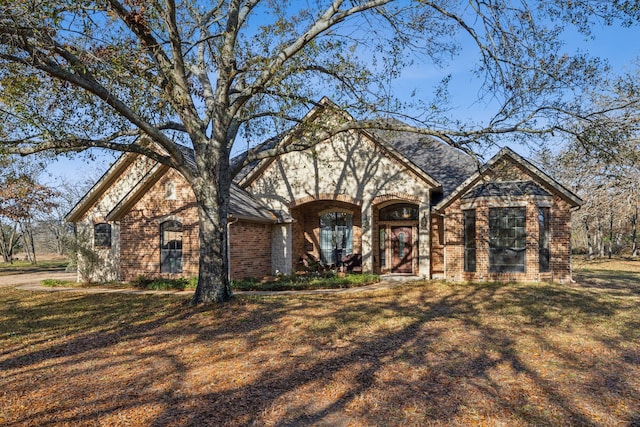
[[131, 275, 198, 291], [41, 278, 74, 287], [231, 272, 380, 292]]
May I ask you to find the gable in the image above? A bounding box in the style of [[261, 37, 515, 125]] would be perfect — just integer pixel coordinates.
[[435, 147, 582, 212], [69, 150, 280, 225], [245, 128, 439, 211], [66, 153, 158, 223]]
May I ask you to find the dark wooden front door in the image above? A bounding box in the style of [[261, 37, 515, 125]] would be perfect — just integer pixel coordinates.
[[391, 226, 412, 273]]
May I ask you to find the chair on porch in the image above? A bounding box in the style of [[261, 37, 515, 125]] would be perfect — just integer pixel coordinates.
[[342, 253, 362, 273]]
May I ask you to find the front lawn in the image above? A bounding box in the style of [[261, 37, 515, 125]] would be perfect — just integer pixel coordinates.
[[1, 259, 638, 426]]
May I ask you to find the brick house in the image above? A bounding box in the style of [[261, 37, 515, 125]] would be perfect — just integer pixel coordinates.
[[68, 104, 581, 283]]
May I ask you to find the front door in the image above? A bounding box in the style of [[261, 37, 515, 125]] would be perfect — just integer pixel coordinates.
[[391, 226, 412, 273]]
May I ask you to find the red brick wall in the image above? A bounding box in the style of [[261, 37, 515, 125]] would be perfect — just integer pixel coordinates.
[[229, 221, 272, 279], [290, 200, 362, 269], [442, 161, 575, 283], [430, 214, 445, 276], [120, 170, 271, 281]]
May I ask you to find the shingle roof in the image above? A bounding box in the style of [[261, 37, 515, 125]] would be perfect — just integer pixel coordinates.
[[368, 124, 478, 196], [461, 181, 552, 199]]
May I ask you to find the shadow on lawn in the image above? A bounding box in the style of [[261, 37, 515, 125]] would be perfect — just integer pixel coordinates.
[[1, 273, 639, 426]]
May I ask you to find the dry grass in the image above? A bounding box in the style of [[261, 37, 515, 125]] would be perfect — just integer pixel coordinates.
[[1, 259, 639, 426]]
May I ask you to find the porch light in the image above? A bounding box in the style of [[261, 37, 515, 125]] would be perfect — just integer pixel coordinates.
[[420, 212, 428, 228]]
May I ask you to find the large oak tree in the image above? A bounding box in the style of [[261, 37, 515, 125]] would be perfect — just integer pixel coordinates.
[[1, 0, 638, 304]]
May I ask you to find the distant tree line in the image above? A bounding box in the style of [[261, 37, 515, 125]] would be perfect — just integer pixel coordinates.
[[0, 156, 86, 264], [539, 118, 639, 258]]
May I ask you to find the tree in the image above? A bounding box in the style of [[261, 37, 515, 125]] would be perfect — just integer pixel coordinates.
[[0, 156, 60, 263], [1, 1, 639, 303]]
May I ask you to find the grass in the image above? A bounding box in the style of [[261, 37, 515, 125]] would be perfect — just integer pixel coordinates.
[[41, 278, 76, 287], [0, 258, 638, 426]]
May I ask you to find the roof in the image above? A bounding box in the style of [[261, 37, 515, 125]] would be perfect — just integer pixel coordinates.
[[68, 147, 283, 224], [461, 181, 552, 199], [435, 147, 583, 211], [236, 107, 471, 192], [368, 122, 478, 196]]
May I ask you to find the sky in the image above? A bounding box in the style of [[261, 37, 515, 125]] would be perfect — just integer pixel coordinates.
[[39, 11, 640, 187]]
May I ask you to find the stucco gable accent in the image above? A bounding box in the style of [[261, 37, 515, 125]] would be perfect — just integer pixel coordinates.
[[106, 162, 170, 221], [238, 98, 441, 190], [434, 147, 583, 212], [65, 152, 137, 223]]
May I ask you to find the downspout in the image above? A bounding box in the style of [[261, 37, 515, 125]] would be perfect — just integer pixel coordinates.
[[227, 217, 239, 282]]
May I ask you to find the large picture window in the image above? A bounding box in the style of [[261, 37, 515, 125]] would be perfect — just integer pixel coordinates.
[[161, 220, 183, 274], [464, 210, 476, 272], [319, 212, 353, 265], [539, 207, 550, 272], [94, 223, 112, 248], [489, 207, 526, 272]]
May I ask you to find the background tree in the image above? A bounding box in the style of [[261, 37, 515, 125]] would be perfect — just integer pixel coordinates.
[[1, 1, 639, 303], [0, 156, 60, 263], [537, 72, 640, 259]]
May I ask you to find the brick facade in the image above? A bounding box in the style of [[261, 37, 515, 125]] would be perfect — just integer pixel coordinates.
[[440, 159, 575, 283], [119, 170, 271, 281], [290, 200, 362, 269]]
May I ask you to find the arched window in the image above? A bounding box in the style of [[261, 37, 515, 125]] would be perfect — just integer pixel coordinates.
[[379, 203, 418, 221], [160, 220, 183, 273], [94, 223, 112, 248], [319, 212, 353, 265]]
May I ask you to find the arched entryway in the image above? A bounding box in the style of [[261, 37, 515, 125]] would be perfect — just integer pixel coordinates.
[[290, 199, 362, 270], [374, 202, 419, 274]]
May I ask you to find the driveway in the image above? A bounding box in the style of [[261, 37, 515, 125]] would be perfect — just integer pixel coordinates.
[[0, 271, 77, 288]]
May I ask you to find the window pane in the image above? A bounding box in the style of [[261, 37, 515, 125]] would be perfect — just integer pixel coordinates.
[[379, 204, 418, 221], [94, 223, 111, 248], [464, 210, 476, 272], [379, 227, 386, 268], [539, 207, 550, 272], [489, 208, 526, 272], [319, 212, 353, 265], [161, 220, 183, 273]]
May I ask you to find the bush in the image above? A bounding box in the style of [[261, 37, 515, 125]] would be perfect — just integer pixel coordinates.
[[131, 275, 198, 291], [231, 272, 379, 292]]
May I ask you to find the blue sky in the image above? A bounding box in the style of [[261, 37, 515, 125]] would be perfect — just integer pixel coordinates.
[[41, 14, 640, 186]]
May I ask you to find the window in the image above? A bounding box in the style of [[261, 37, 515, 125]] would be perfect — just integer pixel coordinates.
[[94, 223, 111, 248], [464, 210, 476, 272], [319, 212, 353, 265], [489, 207, 526, 272], [161, 220, 183, 273], [379, 203, 418, 221], [539, 207, 550, 272]]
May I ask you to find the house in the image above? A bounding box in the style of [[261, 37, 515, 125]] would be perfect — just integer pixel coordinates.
[[67, 102, 582, 284]]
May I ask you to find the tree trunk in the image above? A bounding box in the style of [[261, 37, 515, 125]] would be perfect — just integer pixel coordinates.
[[597, 218, 604, 258], [584, 217, 593, 260], [608, 211, 613, 259], [632, 203, 638, 257], [190, 192, 232, 304], [189, 143, 234, 305]]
